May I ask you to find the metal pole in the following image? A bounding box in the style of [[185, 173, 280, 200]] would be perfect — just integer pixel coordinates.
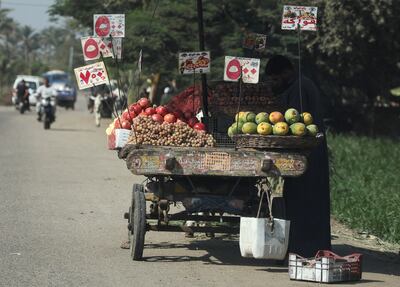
[[196, 0, 209, 124]]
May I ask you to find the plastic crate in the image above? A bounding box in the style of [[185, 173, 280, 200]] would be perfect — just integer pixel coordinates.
[[289, 250, 362, 283]]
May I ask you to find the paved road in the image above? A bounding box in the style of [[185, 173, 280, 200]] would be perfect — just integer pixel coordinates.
[[0, 96, 399, 287]]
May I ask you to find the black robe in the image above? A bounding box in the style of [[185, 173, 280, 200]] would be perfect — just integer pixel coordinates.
[[280, 76, 331, 257]]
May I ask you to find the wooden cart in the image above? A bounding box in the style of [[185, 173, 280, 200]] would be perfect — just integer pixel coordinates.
[[118, 125, 320, 261]]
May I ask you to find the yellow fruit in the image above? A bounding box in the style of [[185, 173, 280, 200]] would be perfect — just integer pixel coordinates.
[[269, 111, 284, 124], [290, 122, 306, 136], [301, 112, 313, 125], [242, 122, 258, 134], [235, 111, 247, 123], [273, 122, 289, 135], [257, 122, 272, 135]]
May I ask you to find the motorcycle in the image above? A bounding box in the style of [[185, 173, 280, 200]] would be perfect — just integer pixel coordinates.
[[40, 96, 57, 129], [18, 89, 32, 114]]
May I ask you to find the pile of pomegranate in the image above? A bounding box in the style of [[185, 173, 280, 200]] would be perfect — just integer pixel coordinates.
[[106, 97, 215, 147]]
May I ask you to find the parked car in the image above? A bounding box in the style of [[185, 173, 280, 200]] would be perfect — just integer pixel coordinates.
[[12, 75, 44, 107], [42, 70, 77, 109]]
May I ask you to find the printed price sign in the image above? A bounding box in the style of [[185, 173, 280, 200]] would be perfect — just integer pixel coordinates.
[[81, 36, 112, 61], [179, 51, 210, 74], [74, 61, 109, 90], [93, 14, 125, 37], [281, 5, 318, 31], [224, 56, 260, 84], [81, 36, 122, 61], [102, 37, 122, 59], [243, 33, 267, 51]]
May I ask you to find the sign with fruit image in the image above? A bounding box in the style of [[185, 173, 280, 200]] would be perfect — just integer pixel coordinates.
[[93, 14, 125, 38]]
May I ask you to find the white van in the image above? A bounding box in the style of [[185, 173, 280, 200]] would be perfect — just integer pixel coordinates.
[[12, 75, 44, 106]]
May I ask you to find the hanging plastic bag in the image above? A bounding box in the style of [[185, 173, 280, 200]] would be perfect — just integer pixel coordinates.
[[239, 187, 290, 260]]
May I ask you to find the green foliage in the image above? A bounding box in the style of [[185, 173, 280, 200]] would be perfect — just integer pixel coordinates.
[[0, 3, 81, 103], [329, 133, 400, 243], [307, 0, 400, 104]]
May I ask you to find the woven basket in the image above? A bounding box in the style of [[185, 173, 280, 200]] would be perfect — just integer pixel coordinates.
[[232, 133, 324, 149]]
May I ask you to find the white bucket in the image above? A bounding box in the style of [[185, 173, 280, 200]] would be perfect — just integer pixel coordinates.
[[239, 217, 290, 260]]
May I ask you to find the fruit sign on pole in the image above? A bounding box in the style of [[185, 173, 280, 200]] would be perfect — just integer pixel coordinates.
[[93, 14, 125, 38], [281, 5, 318, 31], [81, 36, 114, 61], [224, 56, 260, 84], [178, 51, 210, 74], [242, 33, 267, 51], [74, 61, 109, 90]]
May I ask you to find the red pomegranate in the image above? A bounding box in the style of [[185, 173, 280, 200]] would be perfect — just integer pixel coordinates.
[[129, 104, 142, 115], [164, 113, 177, 123], [187, 117, 199, 127], [155, 106, 169, 117], [151, 113, 164, 124], [121, 120, 132, 130], [144, 107, 156, 116], [138, 97, 150, 109], [193, 122, 206, 131]]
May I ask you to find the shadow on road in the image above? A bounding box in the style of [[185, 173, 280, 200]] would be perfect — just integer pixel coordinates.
[[144, 238, 287, 268], [333, 244, 399, 276], [50, 128, 95, 132], [142, 237, 399, 277]]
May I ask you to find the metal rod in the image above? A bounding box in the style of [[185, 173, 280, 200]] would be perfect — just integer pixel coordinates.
[[297, 24, 303, 113], [196, 0, 209, 126], [147, 224, 239, 234]]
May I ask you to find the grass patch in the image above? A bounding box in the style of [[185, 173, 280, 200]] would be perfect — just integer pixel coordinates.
[[328, 133, 400, 243]]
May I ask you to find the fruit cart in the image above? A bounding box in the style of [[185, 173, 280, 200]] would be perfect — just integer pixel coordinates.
[[117, 80, 322, 261], [114, 0, 322, 261]]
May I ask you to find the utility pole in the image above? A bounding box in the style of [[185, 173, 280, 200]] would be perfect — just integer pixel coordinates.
[[68, 46, 74, 72]]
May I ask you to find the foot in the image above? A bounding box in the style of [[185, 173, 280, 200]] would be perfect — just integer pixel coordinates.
[[120, 240, 130, 249]]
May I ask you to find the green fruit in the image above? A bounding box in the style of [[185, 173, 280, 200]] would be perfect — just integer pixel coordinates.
[[245, 112, 256, 123], [235, 111, 249, 123], [257, 122, 272, 135], [306, 124, 318, 136], [285, 108, 300, 125], [273, 122, 289, 135], [290, 122, 306, 136], [227, 127, 234, 137], [255, 112, 269, 124], [231, 122, 244, 134], [242, 122, 258, 134]]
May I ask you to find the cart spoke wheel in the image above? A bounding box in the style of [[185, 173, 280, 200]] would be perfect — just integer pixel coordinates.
[[129, 184, 146, 261]]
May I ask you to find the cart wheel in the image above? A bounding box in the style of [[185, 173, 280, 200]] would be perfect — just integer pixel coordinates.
[[129, 184, 146, 260]]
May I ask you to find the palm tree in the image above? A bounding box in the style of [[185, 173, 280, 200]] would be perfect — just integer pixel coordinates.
[[20, 25, 39, 74]]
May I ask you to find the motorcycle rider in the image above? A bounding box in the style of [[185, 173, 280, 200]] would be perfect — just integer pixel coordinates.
[[36, 78, 56, 121], [16, 79, 30, 110], [92, 84, 112, 127]]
